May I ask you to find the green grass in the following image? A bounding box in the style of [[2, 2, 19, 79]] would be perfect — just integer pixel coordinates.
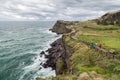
[[75, 66, 106, 74], [64, 33, 120, 80], [73, 21, 120, 51], [36, 74, 78, 80], [36, 20, 120, 80], [62, 21, 120, 80], [77, 35, 120, 50]]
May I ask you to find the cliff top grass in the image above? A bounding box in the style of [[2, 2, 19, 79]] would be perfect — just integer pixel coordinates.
[[37, 21, 120, 80], [65, 16, 120, 78], [61, 16, 120, 79], [37, 10, 120, 80], [70, 20, 120, 52], [37, 22, 120, 80]]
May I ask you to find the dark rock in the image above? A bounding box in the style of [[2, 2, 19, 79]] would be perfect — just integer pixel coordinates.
[[40, 51, 45, 57], [41, 20, 74, 74], [50, 20, 73, 34], [40, 62, 42, 65], [96, 10, 120, 25], [43, 36, 73, 74], [39, 67, 42, 70], [40, 51, 45, 55]]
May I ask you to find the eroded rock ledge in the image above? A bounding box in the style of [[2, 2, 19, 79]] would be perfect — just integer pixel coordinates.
[[42, 20, 73, 75], [43, 36, 73, 74], [96, 10, 120, 25], [50, 20, 74, 34]]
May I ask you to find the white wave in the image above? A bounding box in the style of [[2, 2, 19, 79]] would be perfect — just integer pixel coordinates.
[[19, 54, 47, 80], [19, 31, 61, 80]]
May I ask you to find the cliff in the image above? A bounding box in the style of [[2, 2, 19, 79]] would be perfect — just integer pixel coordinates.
[[50, 20, 79, 34], [96, 10, 120, 25], [37, 10, 120, 80], [43, 37, 73, 75]]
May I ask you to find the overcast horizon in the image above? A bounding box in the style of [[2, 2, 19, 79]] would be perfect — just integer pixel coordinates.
[[0, 0, 120, 21]]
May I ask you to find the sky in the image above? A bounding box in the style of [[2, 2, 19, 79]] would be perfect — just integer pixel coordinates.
[[0, 0, 120, 21]]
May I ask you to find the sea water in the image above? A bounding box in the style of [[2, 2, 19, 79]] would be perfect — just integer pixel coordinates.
[[0, 21, 59, 80]]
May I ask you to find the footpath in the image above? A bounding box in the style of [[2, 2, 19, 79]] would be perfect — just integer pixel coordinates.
[[70, 30, 120, 63]]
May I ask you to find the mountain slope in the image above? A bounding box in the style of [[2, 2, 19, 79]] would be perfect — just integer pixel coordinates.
[[96, 10, 120, 25]]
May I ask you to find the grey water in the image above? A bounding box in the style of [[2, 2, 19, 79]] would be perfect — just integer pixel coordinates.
[[0, 21, 59, 80]]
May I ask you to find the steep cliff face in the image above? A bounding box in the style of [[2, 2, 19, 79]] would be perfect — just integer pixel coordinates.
[[43, 20, 74, 74], [96, 10, 120, 25], [37, 10, 120, 80], [43, 37, 73, 75], [37, 11, 120, 80], [41, 20, 74, 75], [50, 20, 73, 34]]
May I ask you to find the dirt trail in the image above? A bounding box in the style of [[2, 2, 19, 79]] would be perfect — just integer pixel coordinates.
[[70, 30, 120, 63]]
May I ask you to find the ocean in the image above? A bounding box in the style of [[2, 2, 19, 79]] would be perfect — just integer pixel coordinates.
[[0, 21, 60, 80]]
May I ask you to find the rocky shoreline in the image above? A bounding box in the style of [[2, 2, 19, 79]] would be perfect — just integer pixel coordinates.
[[41, 10, 120, 75], [37, 10, 120, 80], [40, 20, 74, 75]]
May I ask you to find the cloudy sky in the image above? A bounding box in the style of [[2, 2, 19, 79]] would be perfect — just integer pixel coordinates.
[[0, 0, 120, 21]]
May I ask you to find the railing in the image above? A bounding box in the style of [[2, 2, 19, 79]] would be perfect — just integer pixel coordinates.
[[70, 31, 120, 63]]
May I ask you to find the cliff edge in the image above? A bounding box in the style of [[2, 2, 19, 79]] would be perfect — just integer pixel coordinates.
[[37, 10, 120, 80], [50, 20, 78, 34], [96, 10, 120, 25], [43, 36, 73, 75]]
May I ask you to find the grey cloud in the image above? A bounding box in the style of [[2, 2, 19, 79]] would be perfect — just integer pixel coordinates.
[[0, 0, 120, 21]]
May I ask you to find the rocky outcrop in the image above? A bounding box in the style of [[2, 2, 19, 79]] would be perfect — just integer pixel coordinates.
[[40, 20, 74, 75], [96, 10, 120, 25], [50, 20, 74, 34], [43, 36, 73, 75], [79, 71, 103, 80], [37, 10, 120, 80]]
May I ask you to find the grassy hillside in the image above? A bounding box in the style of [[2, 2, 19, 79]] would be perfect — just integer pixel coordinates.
[[73, 21, 120, 56], [96, 10, 120, 25], [63, 20, 120, 80], [37, 20, 120, 80], [37, 11, 120, 80]]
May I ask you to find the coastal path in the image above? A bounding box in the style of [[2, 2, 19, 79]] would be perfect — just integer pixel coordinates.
[[70, 30, 120, 63]]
